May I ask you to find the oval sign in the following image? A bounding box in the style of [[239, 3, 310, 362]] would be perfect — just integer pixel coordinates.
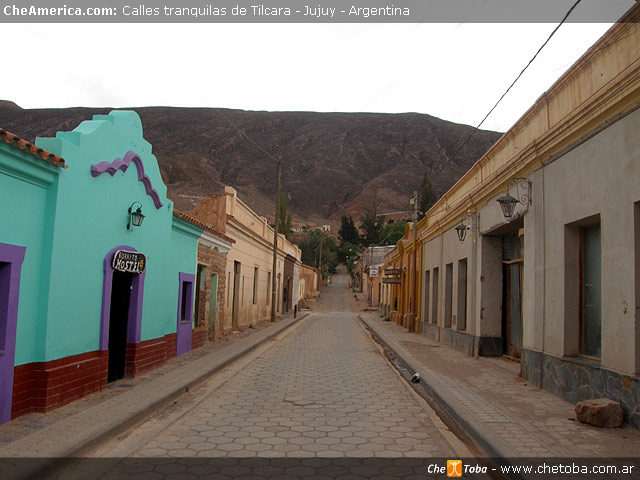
[[112, 250, 146, 274]]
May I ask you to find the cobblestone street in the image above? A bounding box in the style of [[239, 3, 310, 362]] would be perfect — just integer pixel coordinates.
[[59, 272, 469, 479], [133, 273, 457, 458], [130, 314, 456, 459]]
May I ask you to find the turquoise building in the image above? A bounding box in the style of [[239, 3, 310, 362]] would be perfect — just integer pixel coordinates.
[[0, 111, 203, 423]]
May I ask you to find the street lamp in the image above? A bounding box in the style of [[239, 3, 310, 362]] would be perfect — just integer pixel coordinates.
[[127, 201, 145, 230], [455, 221, 469, 243], [497, 178, 531, 219], [455, 210, 473, 243]]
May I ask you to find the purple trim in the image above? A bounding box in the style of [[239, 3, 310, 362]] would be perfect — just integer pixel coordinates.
[[176, 273, 194, 357], [100, 245, 146, 351], [90, 151, 164, 209], [0, 242, 26, 424]]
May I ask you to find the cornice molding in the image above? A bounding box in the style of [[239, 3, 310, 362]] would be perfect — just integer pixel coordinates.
[[417, 20, 640, 244]]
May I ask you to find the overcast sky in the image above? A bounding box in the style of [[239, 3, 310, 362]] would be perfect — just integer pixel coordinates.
[[1, 1, 634, 132]]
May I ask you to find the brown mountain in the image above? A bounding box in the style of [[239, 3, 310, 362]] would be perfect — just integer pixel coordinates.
[[0, 102, 501, 228]]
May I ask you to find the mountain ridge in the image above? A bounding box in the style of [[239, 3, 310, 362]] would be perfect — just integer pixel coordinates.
[[0, 102, 502, 229]]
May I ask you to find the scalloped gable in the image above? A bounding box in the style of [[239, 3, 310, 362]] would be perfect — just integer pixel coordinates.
[[35, 110, 168, 206], [91, 151, 163, 209]]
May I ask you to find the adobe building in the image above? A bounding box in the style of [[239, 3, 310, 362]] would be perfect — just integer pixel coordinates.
[[188, 187, 302, 332], [0, 111, 207, 423], [283, 252, 300, 315], [173, 211, 234, 344], [299, 263, 321, 306], [403, 8, 640, 427]]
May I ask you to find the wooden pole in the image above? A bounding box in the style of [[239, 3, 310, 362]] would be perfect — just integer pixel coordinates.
[[318, 234, 323, 280], [270, 158, 281, 322]]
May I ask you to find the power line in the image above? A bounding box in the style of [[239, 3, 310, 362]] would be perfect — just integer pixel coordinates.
[[451, 0, 583, 162], [219, 112, 281, 164], [219, 111, 335, 169]]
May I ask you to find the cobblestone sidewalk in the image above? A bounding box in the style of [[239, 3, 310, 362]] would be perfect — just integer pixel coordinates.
[[0, 316, 297, 446], [359, 312, 640, 459]]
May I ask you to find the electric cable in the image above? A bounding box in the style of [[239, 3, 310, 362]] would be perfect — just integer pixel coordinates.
[[451, 0, 583, 162]]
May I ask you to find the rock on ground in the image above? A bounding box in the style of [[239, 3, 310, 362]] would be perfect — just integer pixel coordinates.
[[575, 398, 623, 428]]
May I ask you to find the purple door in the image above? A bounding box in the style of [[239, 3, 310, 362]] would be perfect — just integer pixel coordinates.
[[0, 243, 26, 424], [176, 273, 194, 356]]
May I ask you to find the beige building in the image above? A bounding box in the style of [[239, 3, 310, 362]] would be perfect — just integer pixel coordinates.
[[406, 7, 640, 428], [188, 186, 302, 333], [299, 264, 321, 306], [360, 246, 396, 308]]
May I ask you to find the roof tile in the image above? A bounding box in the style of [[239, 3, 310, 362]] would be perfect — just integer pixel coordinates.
[[0, 128, 67, 168], [173, 209, 235, 244]]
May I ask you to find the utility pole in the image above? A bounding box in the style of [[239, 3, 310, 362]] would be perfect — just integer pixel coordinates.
[[270, 157, 281, 322], [368, 246, 373, 306], [318, 233, 323, 280]]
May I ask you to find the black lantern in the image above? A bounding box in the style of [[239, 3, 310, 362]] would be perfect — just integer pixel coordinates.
[[455, 221, 468, 243], [127, 201, 145, 230], [496, 193, 519, 219], [496, 178, 532, 220], [454, 210, 473, 243]]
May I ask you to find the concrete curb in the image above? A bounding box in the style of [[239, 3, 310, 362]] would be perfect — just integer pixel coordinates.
[[358, 314, 517, 460], [0, 313, 309, 480]]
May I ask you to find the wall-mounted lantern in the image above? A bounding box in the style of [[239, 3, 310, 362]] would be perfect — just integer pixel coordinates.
[[127, 201, 145, 230], [455, 210, 473, 243], [496, 178, 531, 219], [455, 221, 469, 243]]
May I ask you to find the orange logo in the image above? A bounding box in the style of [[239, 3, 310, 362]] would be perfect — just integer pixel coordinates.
[[447, 460, 463, 477]]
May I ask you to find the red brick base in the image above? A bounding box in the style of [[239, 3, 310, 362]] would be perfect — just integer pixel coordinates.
[[125, 333, 177, 377], [9, 328, 212, 421], [11, 350, 109, 419], [191, 327, 208, 350]]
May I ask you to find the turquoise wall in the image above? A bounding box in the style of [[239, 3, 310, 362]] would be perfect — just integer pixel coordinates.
[[168, 217, 202, 338], [0, 145, 60, 365], [33, 111, 201, 362]]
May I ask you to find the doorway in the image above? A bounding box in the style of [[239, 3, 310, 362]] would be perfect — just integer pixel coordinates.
[[283, 277, 290, 313], [194, 265, 205, 328], [232, 261, 241, 330], [0, 244, 26, 425], [108, 271, 133, 382], [501, 232, 523, 358]]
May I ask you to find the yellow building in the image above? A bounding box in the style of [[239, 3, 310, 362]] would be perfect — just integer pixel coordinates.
[[381, 223, 421, 332]]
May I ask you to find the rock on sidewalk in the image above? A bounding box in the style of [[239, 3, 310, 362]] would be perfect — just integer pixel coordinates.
[[575, 398, 623, 428]]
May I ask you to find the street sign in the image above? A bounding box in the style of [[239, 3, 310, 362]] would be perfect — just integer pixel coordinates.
[[369, 266, 379, 277], [385, 269, 402, 276], [112, 250, 146, 274], [382, 277, 401, 284]]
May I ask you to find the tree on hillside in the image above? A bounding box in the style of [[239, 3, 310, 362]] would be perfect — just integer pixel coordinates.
[[360, 188, 383, 246], [338, 216, 360, 245], [297, 229, 338, 279], [378, 220, 408, 245], [277, 192, 293, 239], [338, 242, 360, 278], [418, 173, 438, 218]]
